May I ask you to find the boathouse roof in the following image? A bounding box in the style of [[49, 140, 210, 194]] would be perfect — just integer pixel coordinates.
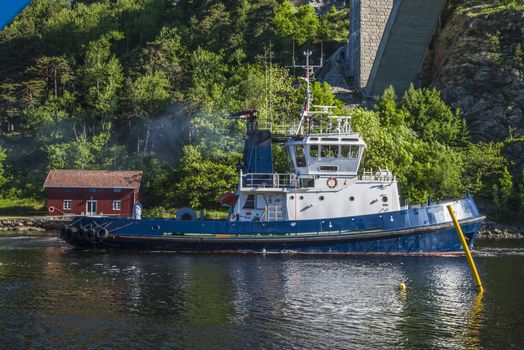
[[44, 169, 143, 189]]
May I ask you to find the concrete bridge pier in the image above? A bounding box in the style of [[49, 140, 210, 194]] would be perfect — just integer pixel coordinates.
[[344, 0, 447, 99]]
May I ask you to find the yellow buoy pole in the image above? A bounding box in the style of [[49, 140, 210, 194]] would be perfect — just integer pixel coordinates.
[[447, 204, 483, 292]]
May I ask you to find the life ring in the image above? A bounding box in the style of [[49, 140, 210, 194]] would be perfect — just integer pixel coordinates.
[[327, 177, 337, 189], [230, 213, 237, 221], [96, 228, 109, 240], [48, 206, 55, 213]]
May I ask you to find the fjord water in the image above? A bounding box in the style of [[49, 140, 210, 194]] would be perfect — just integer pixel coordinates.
[[0, 234, 523, 349]]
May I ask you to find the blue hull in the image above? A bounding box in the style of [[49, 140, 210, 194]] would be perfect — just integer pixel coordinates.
[[64, 197, 484, 254]]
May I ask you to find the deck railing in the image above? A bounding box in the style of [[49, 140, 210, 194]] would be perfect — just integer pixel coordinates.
[[265, 115, 354, 136], [240, 172, 316, 189]]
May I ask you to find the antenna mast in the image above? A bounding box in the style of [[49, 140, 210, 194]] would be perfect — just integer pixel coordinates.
[[292, 48, 323, 134]]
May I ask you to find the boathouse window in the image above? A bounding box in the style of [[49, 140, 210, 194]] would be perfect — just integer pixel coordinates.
[[113, 188, 122, 193], [88, 188, 96, 193], [320, 144, 338, 158], [243, 194, 255, 209], [309, 145, 318, 157], [64, 188, 72, 193], [295, 145, 306, 167], [113, 200, 121, 211], [63, 200, 72, 210]]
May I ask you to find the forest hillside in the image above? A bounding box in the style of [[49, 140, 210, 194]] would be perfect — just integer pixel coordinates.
[[0, 0, 523, 222]]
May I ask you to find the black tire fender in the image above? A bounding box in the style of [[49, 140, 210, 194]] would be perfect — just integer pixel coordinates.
[[96, 228, 109, 240]]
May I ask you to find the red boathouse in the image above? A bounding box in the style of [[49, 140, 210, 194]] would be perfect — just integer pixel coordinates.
[[44, 169, 143, 217]]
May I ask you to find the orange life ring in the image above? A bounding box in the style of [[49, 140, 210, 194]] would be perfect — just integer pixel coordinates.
[[327, 177, 337, 189]]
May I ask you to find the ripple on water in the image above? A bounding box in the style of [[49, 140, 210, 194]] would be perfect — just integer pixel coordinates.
[[0, 235, 523, 349]]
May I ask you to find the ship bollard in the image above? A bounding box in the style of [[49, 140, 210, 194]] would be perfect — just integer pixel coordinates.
[[447, 205, 483, 292]]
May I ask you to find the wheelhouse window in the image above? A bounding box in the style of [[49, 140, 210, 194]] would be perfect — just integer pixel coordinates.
[[295, 145, 306, 167], [341, 145, 360, 158], [309, 145, 318, 158], [341, 145, 350, 158], [113, 200, 121, 211], [320, 144, 338, 158], [350, 145, 359, 158], [63, 200, 72, 210]]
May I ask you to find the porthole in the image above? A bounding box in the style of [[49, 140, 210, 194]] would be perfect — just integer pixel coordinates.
[[290, 195, 295, 200], [299, 196, 304, 200], [382, 196, 388, 203], [349, 196, 355, 201], [319, 196, 325, 201]]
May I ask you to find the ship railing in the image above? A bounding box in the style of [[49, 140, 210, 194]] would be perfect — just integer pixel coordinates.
[[265, 115, 354, 136], [303, 115, 353, 135], [260, 205, 284, 222], [359, 167, 395, 182], [240, 172, 316, 189]]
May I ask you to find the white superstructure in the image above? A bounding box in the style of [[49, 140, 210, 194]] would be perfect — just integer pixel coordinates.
[[230, 50, 401, 222]]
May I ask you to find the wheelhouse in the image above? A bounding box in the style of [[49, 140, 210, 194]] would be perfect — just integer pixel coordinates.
[[287, 135, 366, 176]]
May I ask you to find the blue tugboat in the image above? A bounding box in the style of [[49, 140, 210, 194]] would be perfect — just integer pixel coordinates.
[[61, 51, 484, 254]]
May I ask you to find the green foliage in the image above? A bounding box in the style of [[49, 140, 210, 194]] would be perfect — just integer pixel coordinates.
[[171, 146, 238, 209], [130, 71, 171, 115], [460, 142, 507, 197], [400, 84, 464, 146], [0, 198, 46, 217], [492, 166, 513, 210], [353, 98, 463, 204], [518, 170, 524, 217], [0, 0, 521, 223], [81, 31, 124, 115], [0, 147, 7, 189]]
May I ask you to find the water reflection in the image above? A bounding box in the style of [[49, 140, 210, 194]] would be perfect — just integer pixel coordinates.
[[0, 235, 522, 349]]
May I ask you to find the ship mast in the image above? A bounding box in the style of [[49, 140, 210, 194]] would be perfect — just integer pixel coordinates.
[[293, 48, 323, 135]]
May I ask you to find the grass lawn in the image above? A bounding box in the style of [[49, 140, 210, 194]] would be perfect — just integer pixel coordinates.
[[0, 198, 46, 217]]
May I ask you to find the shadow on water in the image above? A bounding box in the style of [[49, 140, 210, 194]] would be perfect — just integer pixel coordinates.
[[0, 234, 523, 349]]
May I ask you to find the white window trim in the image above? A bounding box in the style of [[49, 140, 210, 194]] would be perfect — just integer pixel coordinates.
[[63, 200, 72, 210], [113, 200, 121, 211]]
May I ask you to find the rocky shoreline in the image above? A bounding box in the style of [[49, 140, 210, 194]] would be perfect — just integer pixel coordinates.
[[477, 221, 524, 240], [0, 217, 71, 233]]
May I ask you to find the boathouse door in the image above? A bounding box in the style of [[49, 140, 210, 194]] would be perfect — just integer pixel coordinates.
[[86, 200, 97, 216]]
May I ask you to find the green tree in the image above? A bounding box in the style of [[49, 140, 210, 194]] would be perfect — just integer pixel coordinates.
[[460, 141, 508, 198], [492, 166, 513, 213], [130, 71, 171, 115], [400, 84, 463, 145], [374, 86, 407, 127], [172, 146, 238, 208], [81, 32, 124, 115]]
